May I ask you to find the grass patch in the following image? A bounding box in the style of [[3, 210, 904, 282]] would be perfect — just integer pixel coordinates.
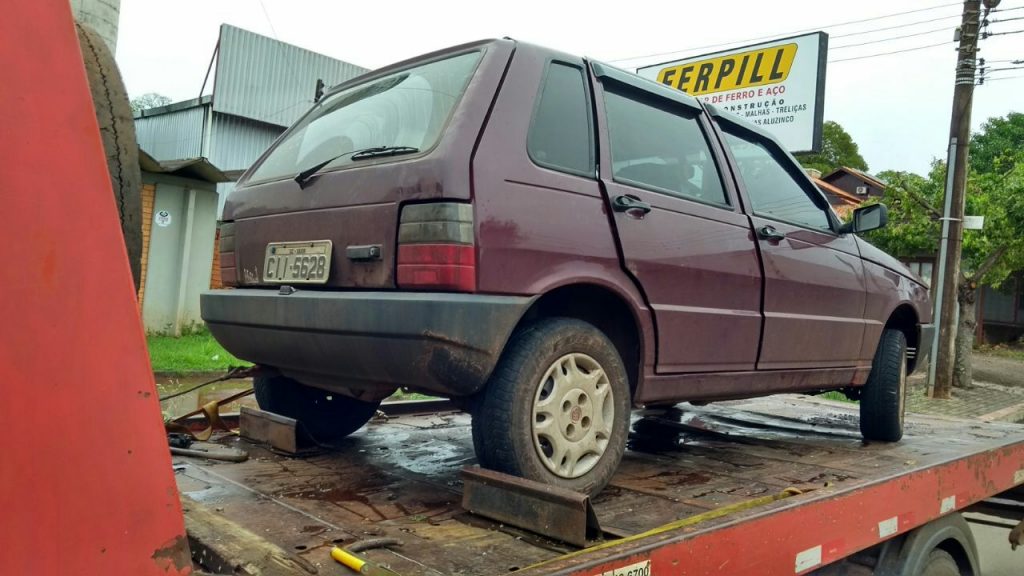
[[147, 327, 250, 373], [388, 390, 437, 401], [976, 343, 1024, 362], [818, 390, 857, 404]]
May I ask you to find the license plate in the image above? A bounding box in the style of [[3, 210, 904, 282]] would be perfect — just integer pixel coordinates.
[[263, 240, 332, 284]]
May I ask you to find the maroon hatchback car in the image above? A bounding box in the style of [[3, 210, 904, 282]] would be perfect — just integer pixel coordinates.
[[202, 39, 933, 494]]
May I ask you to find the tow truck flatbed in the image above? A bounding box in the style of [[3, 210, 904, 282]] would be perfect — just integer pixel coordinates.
[[174, 395, 1024, 575]]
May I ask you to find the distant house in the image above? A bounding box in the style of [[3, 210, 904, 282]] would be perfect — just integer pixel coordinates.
[[978, 276, 1024, 343], [812, 175, 864, 219], [821, 166, 886, 199]]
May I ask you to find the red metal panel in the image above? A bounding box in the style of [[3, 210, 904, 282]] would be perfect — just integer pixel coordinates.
[[0, 1, 190, 574], [525, 443, 1024, 575]]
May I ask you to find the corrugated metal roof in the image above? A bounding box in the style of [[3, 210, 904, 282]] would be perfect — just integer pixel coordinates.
[[209, 113, 283, 174], [138, 149, 229, 183], [212, 24, 369, 127], [134, 104, 206, 161]]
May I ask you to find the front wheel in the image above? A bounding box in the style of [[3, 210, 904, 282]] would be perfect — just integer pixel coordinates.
[[472, 318, 631, 495], [254, 373, 380, 442], [860, 328, 908, 442]]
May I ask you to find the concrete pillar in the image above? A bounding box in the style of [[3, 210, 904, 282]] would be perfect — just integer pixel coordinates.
[[69, 0, 121, 53]]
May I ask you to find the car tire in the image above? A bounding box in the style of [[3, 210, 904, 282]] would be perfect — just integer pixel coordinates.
[[76, 22, 143, 292], [253, 373, 380, 442], [470, 401, 493, 469], [473, 318, 631, 495], [918, 549, 961, 576], [861, 328, 908, 442]]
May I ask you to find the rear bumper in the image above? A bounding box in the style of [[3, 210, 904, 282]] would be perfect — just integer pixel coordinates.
[[201, 289, 531, 397], [915, 323, 935, 373]]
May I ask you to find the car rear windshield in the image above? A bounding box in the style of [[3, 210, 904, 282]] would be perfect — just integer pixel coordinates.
[[245, 51, 483, 185]]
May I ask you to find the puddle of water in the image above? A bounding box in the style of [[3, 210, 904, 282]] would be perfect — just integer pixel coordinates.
[[155, 373, 257, 418]]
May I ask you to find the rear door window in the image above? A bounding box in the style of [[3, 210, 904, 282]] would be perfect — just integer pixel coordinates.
[[527, 62, 595, 177], [603, 89, 728, 206], [721, 128, 832, 231]]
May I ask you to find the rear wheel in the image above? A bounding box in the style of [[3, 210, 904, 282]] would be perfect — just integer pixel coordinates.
[[918, 549, 961, 576], [473, 318, 631, 495], [861, 328, 908, 442], [254, 373, 380, 442]]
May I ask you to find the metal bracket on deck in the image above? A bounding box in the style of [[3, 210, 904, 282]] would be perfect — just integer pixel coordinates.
[[240, 406, 307, 454], [460, 467, 602, 547]]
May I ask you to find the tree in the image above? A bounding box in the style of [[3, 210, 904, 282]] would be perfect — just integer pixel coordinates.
[[130, 92, 171, 114], [971, 112, 1024, 175], [795, 120, 869, 175], [865, 114, 1024, 395]]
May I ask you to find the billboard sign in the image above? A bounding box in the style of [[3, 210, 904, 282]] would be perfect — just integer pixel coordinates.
[[637, 32, 828, 152]]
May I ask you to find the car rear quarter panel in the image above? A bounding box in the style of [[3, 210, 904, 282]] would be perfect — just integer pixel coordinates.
[[472, 44, 656, 370]]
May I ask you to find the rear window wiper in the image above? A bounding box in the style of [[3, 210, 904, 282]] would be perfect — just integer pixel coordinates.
[[294, 146, 420, 187], [351, 145, 419, 160]]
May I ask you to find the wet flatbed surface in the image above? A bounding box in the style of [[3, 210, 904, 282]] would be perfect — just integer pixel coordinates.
[[173, 395, 1024, 575]]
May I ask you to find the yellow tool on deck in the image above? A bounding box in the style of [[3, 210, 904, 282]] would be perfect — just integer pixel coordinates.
[[330, 540, 403, 576]]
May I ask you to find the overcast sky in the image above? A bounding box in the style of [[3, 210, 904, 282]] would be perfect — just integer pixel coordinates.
[[116, 0, 1023, 176]]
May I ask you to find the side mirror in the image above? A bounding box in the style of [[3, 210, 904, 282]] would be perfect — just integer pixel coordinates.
[[840, 203, 888, 234]]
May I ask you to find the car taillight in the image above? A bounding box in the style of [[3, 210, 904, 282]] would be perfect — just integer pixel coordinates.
[[397, 202, 475, 292], [218, 221, 238, 287]]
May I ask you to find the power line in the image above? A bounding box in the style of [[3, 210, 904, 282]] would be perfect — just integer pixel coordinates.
[[984, 28, 1024, 36], [607, 1, 961, 63], [831, 13, 961, 39], [983, 74, 1024, 81], [986, 65, 1024, 72], [831, 25, 955, 50], [990, 15, 1024, 23], [829, 40, 954, 63]]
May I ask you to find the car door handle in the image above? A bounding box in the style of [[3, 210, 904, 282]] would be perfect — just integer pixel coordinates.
[[613, 195, 652, 215], [757, 225, 786, 242]]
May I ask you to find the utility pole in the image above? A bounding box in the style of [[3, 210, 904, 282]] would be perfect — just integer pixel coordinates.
[[931, 0, 985, 398]]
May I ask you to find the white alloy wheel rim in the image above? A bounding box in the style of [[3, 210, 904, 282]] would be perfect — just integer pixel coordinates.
[[531, 353, 614, 479]]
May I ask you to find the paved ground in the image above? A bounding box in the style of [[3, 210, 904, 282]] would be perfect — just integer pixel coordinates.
[[905, 352, 1024, 422], [972, 517, 1022, 576], [974, 353, 1024, 389]]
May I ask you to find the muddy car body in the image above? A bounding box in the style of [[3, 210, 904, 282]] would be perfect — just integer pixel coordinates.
[[202, 39, 933, 494]]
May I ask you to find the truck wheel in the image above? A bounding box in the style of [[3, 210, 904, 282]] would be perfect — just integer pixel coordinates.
[[254, 373, 380, 442], [76, 22, 143, 292], [473, 318, 631, 495], [861, 328, 907, 442], [918, 549, 961, 576]]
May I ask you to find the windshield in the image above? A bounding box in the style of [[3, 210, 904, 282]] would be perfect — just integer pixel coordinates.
[[246, 51, 483, 185]]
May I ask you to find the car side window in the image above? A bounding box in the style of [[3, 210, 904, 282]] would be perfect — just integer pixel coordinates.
[[527, 62, 595, 177], [721, 128, 832, 231], [603, 87, 728, 206]]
